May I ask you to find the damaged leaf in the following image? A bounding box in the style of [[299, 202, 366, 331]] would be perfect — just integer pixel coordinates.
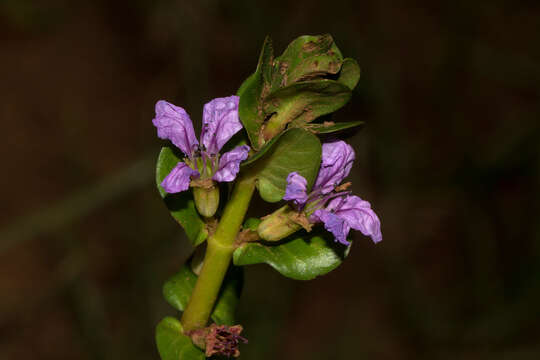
[[261, 80, 352, 139], [271, 34, 343, 91], [163, 262, 243, 326]]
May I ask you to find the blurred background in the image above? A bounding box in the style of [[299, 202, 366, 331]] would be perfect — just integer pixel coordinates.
[[1, 0, 539, 359]]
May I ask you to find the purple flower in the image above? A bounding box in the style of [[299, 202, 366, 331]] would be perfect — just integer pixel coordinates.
[[283, 172, 309, 205], [283, 140, 382, 245], [153, 96, 250, 193]]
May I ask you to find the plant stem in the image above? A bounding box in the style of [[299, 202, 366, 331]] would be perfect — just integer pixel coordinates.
[[181, 175, 256, 332]]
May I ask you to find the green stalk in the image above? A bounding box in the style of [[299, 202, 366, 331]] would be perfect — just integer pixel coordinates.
[[181, 175, 256, 332]]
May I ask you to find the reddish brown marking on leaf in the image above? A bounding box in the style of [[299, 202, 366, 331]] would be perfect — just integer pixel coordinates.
[[328, 61, 340, 74], [279, 62, 289, 75], [303, 41, 319, 52]]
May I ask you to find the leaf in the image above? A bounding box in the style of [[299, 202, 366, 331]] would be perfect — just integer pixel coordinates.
[[238, 73, 263, 149], [337, 58, 361, 90], [252, 128, 321, 203], [211, 266, 243, 326], [242, 217, 261, 231], [163, 263, 243, 326], [156, 146, 207, 246], [271, 34, 343, 90], [155, 317, 205, 360], [308, 120, 364, 134], [237, 36, 274, 150], [241, 128, 283, 167], [263, 80, 352, 129], [233, 228, 350, 280]]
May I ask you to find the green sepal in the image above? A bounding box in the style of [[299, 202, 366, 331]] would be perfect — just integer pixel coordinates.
[[250, 128, 321, 203], [308, 120, 364, 134], [233, 226, 350, 280], [155, 317, 205, 360], [163, 262, 243, 326], [156, 146, 207, 246]]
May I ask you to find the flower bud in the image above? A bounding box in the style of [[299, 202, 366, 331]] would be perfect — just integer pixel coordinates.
[[257, 205, 304, 241], [193, 186, 220, 218]]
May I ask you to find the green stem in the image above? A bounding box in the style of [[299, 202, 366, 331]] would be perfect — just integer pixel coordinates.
[[181, 175, 256, 332]]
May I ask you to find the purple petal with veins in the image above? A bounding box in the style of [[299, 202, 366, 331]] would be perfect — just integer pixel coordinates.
[[152, 100, 199, 157], [313, 141, 355, 194], [161, 162, 199, 193], [213, 145, 250, 182], [327, 195, 382, 243], [311, 209, 351, 245], [201, 96, 242, 155], [283, 172, 309, 206]]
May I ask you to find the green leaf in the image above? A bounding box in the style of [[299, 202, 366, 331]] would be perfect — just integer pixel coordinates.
[[337, 58, 361, 90], [163, 263, 243, 326], [252, 128, 321, 202], [233, 229, 350, 280], [155, 317, 205, 360], [156, 146, 207, 246], [271, 34, 343, 90], [308, 120, 364, 134], [241, 128, 282, 167], [264, 80, 352, 129], [237, 36, 274, 150], [242, 217, 261, 231], [238, 72, 264, 149]]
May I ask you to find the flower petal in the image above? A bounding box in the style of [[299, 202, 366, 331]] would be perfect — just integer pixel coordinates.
[[200, 96, 242, 155], [311, 209, 351, 245], [212, 145, 250, 182], [153, 100, 199, 157], [161, 162, 200, 193], [313, 140, 355, 194], [283, 172, 309, 206], [328, 195, 382, 243]]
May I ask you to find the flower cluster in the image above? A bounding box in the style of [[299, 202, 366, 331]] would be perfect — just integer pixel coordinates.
[[283, 140, 382, 245], [152, 96, 250, 194]]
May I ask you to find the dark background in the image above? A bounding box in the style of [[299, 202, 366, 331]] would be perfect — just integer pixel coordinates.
[[1, 1, 539, 359]]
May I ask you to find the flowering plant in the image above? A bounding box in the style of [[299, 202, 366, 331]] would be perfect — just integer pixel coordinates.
[[153, 35, 382, 359]]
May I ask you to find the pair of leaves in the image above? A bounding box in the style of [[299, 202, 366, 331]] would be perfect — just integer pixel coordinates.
[[156, 264, 243, 360], [162, 262, 243, 326], [234, 218, 350, 280], [237, 34, 362, 150]]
